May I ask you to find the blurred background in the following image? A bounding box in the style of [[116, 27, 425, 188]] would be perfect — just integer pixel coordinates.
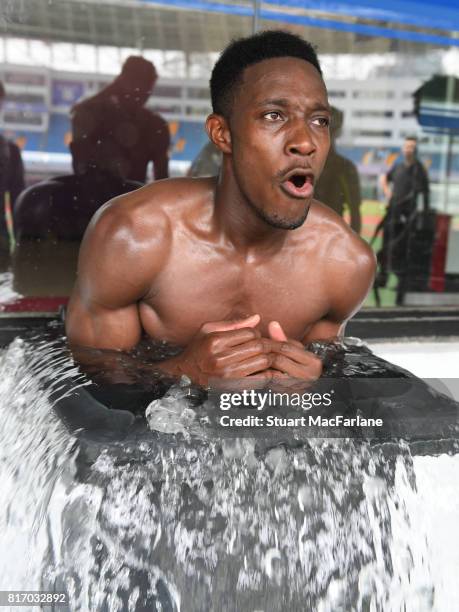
[[1, 0, 459, 312]]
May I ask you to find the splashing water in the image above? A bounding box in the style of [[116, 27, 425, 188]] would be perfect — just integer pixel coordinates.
[[0, 271, 21, 307], [0, 334, 458, 611]]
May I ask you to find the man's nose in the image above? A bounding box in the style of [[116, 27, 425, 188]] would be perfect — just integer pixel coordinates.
[[285, 122, 316, 157]]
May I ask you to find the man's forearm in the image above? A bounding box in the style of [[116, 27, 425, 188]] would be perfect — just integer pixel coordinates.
[[70, 344, 183, 386]]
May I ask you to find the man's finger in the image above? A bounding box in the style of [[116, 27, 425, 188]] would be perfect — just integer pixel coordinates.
[[268, 320, 287, 342], [270, 343, 319, 366], [222, 353, 272, 378], [206, 327, 262, 352], [271, 353, 322, 380], [268, 322, 304, 348], [210, 338, 274, 368], [201, 314, 260, 334]]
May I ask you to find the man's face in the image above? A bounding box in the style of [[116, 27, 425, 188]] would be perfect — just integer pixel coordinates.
[[228, 57, 330, 229], [402, 139, 417, 162]]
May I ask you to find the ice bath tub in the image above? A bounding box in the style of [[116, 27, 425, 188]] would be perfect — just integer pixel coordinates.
[[0, 317, 458, 611]]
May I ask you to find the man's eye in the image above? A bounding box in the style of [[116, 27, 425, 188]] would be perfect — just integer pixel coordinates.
[[264, 111, 282, 121], [312, 117, 330, 127]]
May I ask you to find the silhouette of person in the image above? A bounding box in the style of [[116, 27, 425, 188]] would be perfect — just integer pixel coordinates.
[[0, 81, 25, 251], [376, 136, 430, 304], [380, 136, 429, 214], [70, 56, 170, 184], [314, 107, 361, 233]]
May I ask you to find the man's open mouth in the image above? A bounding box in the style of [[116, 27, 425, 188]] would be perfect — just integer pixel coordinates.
[[281, 170, 314, 199]]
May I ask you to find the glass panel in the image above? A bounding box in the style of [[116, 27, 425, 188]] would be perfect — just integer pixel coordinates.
[[1, 7, 459, 611], [0, 0, 458, 313]]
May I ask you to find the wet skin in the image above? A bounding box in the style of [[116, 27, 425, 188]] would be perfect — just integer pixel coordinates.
[[66, 57, 376, 386]]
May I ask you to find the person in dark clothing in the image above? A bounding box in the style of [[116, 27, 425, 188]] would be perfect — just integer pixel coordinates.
[[377, 136, 430, 304], [70, 56, 170, 184], [315, 107, 361, 234], [381, 136, 429, 214], [0, 81, 25, 252]]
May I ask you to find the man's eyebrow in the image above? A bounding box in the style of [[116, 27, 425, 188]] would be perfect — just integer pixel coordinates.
[[256, 98, 331, 112], [256, 98, 290, 108], [310, 103, 332, 113]]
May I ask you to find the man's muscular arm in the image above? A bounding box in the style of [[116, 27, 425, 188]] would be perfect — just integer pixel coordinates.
[[303, 238, 376, 344], [66, 192, 170, 351]]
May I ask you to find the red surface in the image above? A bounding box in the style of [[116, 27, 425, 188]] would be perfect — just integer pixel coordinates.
[[429, 214, 451, 292], [1, 296, 69, 313]]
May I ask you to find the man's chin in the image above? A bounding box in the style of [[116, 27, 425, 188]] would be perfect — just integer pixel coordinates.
[[258, 203, 311, 230], [266, 216, 307, 230]]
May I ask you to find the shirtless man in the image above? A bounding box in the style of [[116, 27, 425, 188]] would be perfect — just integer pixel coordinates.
[[66, 31, 375, 387]]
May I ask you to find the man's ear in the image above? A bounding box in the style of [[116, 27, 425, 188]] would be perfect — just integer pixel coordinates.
[[206, 113, 232, 155]]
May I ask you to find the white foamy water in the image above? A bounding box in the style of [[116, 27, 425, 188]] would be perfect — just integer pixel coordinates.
[[0, 336, 458, 611], [0, 271, 21, 306]]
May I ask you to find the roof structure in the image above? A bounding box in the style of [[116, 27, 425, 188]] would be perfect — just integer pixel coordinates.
[[2, 0, 458, 56]]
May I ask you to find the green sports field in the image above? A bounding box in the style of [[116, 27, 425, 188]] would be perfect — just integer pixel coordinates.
[[348, 200, 402, 308], [348, 200, 459, 308]]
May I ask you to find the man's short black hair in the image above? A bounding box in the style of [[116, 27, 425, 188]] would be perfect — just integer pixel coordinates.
[[210, 30, 322, 118]]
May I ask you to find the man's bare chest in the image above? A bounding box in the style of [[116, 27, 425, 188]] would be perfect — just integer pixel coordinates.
[[139, 251, 329, 345]]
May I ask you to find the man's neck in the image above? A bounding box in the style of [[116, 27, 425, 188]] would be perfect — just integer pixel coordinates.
[[213, 168, 289, 255]]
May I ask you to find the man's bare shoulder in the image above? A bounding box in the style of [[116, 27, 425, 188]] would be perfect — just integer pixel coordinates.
[[75, 177, 215, 308], [88, 176, 215, 243], [307, 200, 376, 319], [309, 199, 375, 269]]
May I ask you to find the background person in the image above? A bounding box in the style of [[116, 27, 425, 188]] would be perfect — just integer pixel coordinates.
[[376, 136, 430, 303], [0, 81, 25, 253], [380, 136, 429, 214], [315, 106, 361, 233], [70, 56, 170, 184]]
